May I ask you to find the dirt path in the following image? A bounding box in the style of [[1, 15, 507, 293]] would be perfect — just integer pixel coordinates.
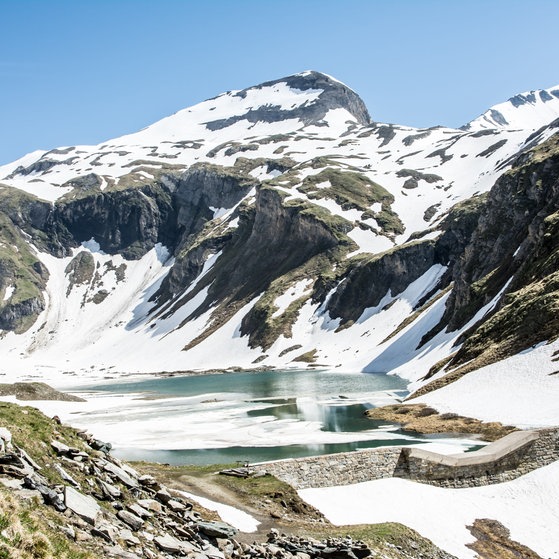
[[134, 465, 318, 543]]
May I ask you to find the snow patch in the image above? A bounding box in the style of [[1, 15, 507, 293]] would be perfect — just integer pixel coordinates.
[[299, 461, 559, 559]]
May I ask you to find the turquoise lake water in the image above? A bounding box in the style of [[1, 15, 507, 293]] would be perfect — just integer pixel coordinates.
[[75, 369, 469, 465]]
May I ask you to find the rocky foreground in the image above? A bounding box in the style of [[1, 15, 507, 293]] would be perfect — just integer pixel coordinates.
[[0, 401, 456, 559]]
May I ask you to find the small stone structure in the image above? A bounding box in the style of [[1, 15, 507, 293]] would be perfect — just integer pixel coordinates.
[[254, 427, 559, 489]]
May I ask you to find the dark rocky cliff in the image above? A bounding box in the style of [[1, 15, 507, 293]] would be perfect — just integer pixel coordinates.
[[50, 182, 178, 260], [152, 184, 355, 350], [415, 133, 559, 389]]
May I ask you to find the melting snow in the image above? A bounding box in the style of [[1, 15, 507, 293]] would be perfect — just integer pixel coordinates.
[[299, 461, 559, 559]]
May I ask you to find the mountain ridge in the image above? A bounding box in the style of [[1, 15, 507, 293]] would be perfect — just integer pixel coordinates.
[[0, 72, 558, 406]]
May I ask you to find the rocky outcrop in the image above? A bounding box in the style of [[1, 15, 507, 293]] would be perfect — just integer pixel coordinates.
[[49, 182, 178, 259], [204, 71, 371, 131], [174, 162, 258, 237], [153, 184, 354, 349], [326, 240, 437, 325], [421, 134, 559, 374]]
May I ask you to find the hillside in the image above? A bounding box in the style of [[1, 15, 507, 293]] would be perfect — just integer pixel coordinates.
[[0, 400, 457, 559], [0, 71, 558, 404]]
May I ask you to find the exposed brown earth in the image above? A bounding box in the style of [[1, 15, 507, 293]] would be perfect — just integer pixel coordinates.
[[467, 518, 544, 559], [366, 403, 517, 441]]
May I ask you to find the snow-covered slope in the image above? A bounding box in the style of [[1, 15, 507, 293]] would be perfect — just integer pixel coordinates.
[[464, 84, 559, 131], [1, 70, 559, 412]]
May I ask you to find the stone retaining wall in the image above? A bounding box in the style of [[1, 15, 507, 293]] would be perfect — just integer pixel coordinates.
[[254, 427, 559, 490], [255, 447, 402, 490]]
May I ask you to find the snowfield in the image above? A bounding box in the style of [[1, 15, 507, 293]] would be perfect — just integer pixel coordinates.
[[299, 460, 559, 559]]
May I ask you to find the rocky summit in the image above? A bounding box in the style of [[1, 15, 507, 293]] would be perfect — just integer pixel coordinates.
[[0, 71, 559, 398]]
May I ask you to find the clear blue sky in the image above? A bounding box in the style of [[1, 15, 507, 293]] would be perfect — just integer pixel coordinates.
[[1, 0, 558, 165]]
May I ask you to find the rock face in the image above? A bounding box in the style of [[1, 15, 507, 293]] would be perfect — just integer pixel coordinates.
[[421, 134, 559, 377], [325, 240, 437, 325], [50, 182, 179, 259], [174, 163, 259, 235], [203, 71, 371, 130]]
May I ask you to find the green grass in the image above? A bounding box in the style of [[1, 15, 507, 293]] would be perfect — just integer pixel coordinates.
[[298, 168, 392, 212], [0, 402, 90, 486]]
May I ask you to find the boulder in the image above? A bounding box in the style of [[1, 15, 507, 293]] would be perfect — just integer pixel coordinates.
[[119, 528, 140, 546], [102, 545, 142, 559], [137, 498, 162, 513], [138, 474, 158, 488], [117, 510, 144, 531], [196, 521, 238, 539], [0, 427, 13, 452], [91, 523, 116, 544], [51, 440, 71, 455], [104, 462, 139, 488], [54, 463, 80, 487], [99, 480, 122, 499], [127, 502, 152, 519], [64, 486, 101, 525], [155, 487, 172, 504], [166, 499, 186, 512], [204, 543, 225, 559], [154, 533, 183, 554]]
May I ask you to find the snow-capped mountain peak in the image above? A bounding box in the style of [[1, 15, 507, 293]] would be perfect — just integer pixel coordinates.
[[463, 84, 559, 131]]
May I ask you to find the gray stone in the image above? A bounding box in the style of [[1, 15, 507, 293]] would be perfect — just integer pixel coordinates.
[[166, 499, 186, 512], [100, 480, 122, 499], [197, 521, 237, 538], [128, 503, 152, 519], [92, 522, 116, 544], [64, 486, 100, 525], [155, 488, 172, 503], [119, 528, 140, 546], [102, 545, 142, 559], [117, 510, 144, 531], [54, 463, 80, 487], [0, 427, 12, 452], [0, 477, 24, 489], [137, 498, 162, 513], [203, 543, 225, 559], [154, 533, 183, 554], [16, 447, 41, 471], [138, 474, 158, 487], [51, 440, 71, 455], [104, 462, 139, 488]]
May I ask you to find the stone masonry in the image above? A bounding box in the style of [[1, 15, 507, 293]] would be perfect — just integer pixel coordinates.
[[254, 427, 559, 490]]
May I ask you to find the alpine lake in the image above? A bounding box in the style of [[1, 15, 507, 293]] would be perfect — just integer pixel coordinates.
[[71, 369, 476, 465]]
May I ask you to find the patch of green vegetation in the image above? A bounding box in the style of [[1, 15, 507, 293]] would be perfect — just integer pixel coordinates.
[[0, 402, 90, 486], [368, 403, 515, 441], [0, 486, 94, 559], [298, 168, 391, 212]]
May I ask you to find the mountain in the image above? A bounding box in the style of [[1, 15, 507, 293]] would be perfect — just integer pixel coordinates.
[[463, 84, 559, 130], [1, 70, 559, 402]]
